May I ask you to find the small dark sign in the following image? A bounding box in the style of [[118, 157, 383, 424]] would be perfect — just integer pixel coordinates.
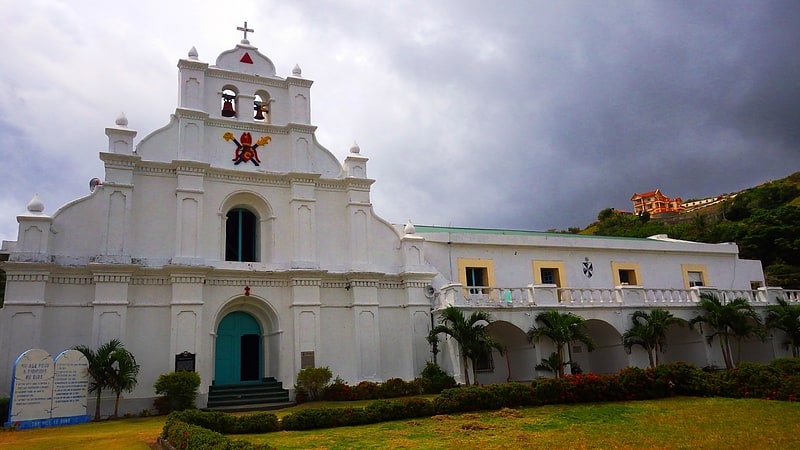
[[175, 351, 196, 372]]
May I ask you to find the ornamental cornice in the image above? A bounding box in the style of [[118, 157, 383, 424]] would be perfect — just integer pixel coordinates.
[[49, 275, 94, 285], [286, 77, 314, 88], [173, 160, 211, 174], [345, 178, 376, 188], [174, 108, 210, 120], [207, 68, 288, 87], [206, 119, 289, 134], [170, 275, 206, 284], [93, 273, 132, 283], [286, 123, 318, 134], [135, 163, 175, 177], [205, 279, 289, 287], [7, 273, 50, 282], [100, 152, 141, 168], [177, 59, 209, 70], [292, 278, 322, 287], [131, 277, 170, 285], [206, 169, 291, 187]]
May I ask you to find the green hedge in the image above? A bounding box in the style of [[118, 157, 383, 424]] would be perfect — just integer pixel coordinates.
[[281, 397, 435, 430], [162, 417, 273, 449], [161, 361, 800, 439], [166, 409, 280, 434]]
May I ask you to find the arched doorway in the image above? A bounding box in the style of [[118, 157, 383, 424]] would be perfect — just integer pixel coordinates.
[[215, 311, 262, 385]]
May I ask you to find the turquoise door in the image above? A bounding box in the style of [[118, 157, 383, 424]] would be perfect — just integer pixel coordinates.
[[215, 311, 262, 385]]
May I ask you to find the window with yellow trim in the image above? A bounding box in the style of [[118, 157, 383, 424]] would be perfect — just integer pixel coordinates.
[[681, 264, 709, 288], [457, 258, 496, 294], [532, 260, 567, 287], [611, 262, 642, 286]]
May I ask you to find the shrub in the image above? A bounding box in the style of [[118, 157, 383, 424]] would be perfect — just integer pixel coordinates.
[[379, 378, 420, 398], [154, 371, 201, 413], [281, 406, 367, 430], [653, 361, 709, 396], [718, 362, 783, 399], [353, 381, 381, 400], [364, 398, 434, 422], [616, 367, 658, 400], [433, 386, 502, 414], [165, 410, 280, 436], [419, 362, 457, 394], [161, 416, 273, 449], [486, 382, 537, 407], [295, 367, 333, 401], [323, 376, 356, 401], [770, 357, 800, 376], [531, 377, 567, 405]]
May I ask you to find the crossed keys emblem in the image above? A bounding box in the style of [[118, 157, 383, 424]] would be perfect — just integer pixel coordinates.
[[223, 132, 271, 166]]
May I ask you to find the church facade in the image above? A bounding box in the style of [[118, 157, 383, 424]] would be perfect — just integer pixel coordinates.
[[0, 29, 792, 415]]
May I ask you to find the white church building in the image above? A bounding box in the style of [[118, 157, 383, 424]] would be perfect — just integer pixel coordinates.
[[1, 27, 795, 415]]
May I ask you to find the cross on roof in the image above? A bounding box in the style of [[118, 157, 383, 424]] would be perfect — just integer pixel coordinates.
[[237, 21, 254, 42]]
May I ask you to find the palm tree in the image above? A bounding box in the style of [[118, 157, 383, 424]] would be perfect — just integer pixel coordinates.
[[689, 293, 764, 369], [622, 308, 684, 368], [765, 298, 800, 357], [527, 310, 595, 378], [73, 339, 137, 420], [429, 306, 500, 386], [108, 347, 140, 417], [535, 351, 565, 375]]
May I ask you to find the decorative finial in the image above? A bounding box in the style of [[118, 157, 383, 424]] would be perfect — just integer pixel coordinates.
[[188, 46, 198, 60], [237, 21, 254, 45], [292, 64, 302, 77], [350, 141, 360, 154], [404, 220, 416, 235], [27, 194, 44, 214], [115, 112, 128, 127]]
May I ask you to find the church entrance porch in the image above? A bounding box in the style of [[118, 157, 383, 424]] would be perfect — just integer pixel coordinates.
[[215, 311, 262, 385]]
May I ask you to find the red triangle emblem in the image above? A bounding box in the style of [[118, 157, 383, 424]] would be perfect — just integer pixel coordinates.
[[240, 52, 254, 64]]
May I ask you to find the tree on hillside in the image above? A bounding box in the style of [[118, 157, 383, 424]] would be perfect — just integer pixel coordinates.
[[689, 294, 764, 369], [765, 298, 800, 358], [429, 306, 502, 386], [527, 310, 595, 378], [622, 309, 684, 368]]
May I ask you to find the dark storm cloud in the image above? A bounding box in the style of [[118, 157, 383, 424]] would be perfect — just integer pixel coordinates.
[[1, 1, 798, 242], [372, 0, 800, 230]]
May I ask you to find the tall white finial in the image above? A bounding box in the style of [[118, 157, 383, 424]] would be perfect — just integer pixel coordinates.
[[292, 64, 302, 77], [350, 141, 360, 154], [115, 112, 128, 127], [27, 194, 44, 214], [404, 220, 416, 235], [188, 46, 198, 60]]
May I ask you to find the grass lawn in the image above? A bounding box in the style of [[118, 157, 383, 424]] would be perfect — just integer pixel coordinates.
[[2, 397, 799, 449]]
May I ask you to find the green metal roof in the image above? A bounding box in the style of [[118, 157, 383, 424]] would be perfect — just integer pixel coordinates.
[[412, 225, 655, 241]]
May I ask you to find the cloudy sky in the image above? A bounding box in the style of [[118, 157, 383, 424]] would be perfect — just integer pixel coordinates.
[[1, 0, 799, 243]]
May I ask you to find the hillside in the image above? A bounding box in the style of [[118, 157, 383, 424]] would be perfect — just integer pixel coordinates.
[[586, 171, 800, 288]]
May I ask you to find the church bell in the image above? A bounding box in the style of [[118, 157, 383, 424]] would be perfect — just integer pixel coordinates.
[[254, 102, 267, 121], [221, 95, 236, 117]]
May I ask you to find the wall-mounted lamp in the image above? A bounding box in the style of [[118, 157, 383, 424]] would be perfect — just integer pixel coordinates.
[[345, 283, 351, 291], [244, 286, 251, 296]]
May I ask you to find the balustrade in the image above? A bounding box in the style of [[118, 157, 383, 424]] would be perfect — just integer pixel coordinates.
[[435, 284, 796, 309]]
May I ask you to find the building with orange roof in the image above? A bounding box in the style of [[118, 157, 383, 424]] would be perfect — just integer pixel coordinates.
[[630, 189, 684, 215]]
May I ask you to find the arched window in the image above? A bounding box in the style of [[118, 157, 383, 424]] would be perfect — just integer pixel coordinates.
[[253, 91, 270, 123], [226, 208, 258, 262], [221, 88, 238, 117]]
